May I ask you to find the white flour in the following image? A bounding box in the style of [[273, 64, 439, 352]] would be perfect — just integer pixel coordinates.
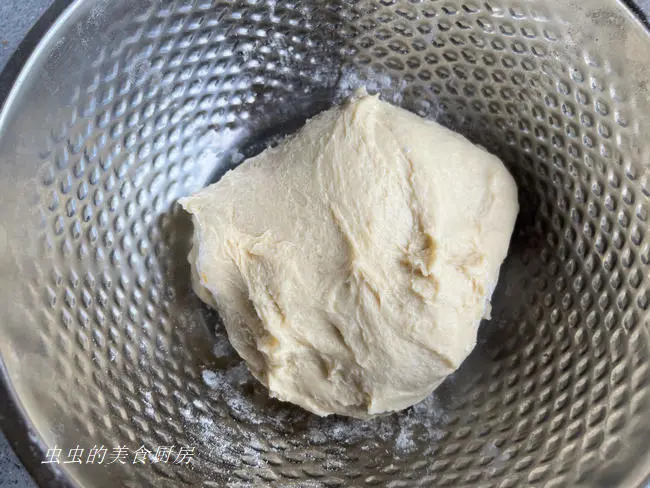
[[179, 324, 449, 472]]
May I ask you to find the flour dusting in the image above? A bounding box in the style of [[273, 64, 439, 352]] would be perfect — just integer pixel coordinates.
[[179, 324, 449, 471]]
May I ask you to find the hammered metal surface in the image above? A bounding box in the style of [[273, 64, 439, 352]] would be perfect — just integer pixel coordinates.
[[0, 0, 649, 487]]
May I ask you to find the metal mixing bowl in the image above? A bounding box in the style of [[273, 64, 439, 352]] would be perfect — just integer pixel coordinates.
[[1, 0, 649, 486]]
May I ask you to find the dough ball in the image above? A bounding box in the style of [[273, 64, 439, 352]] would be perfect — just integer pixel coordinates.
[[180, 92, 518, 418]]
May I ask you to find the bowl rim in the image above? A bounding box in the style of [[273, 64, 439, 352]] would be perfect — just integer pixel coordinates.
[[0, 1, 648, 487], [0, 1, 79, 486]]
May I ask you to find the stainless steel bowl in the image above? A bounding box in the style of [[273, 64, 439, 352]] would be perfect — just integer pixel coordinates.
[[1, 0, 649, 487]]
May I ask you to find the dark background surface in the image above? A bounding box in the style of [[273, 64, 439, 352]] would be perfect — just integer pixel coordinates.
[[1, 0, 649, 487]]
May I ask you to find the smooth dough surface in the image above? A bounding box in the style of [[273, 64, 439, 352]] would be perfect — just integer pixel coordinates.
[[180, 92, 518, 418]]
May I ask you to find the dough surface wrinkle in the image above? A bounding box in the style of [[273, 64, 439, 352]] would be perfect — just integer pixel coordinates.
[[180, 91, 518, 418]]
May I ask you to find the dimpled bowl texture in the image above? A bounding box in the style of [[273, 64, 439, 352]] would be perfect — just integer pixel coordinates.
[[0, 0, 649, 487]]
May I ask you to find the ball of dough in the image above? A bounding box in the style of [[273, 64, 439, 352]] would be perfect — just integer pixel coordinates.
[[180, 92, 518, 418]]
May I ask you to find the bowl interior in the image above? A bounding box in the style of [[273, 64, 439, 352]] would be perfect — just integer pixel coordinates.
[[1, 0, 650, 487]]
